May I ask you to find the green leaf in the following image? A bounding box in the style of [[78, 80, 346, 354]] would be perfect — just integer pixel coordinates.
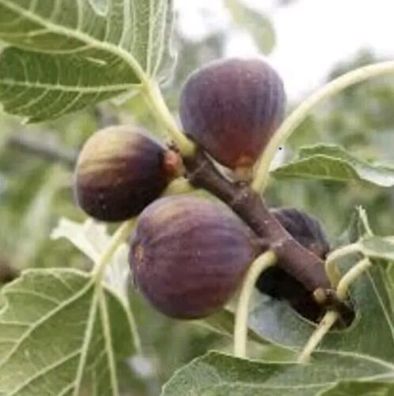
[[320, 381, 394, 396], [272, 144, 394, 187], [162, 351, 394, 396], [359, 237, 394, 262], [248, 262, 394, 359], [0, 0, 175, 121], [197, 310, 264, 344], [225, 0, 275, 54], [51, 217, 133, 305], [0, 269, 138, 395]]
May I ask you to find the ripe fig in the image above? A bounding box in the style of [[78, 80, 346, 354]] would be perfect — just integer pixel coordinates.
[[180, 58, 285, 170], [256, 208, 330, 321], [74, 125, 180, 222], [130, 196, 256, 319]]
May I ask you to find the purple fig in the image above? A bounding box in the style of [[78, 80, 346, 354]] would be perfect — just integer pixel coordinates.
[[257, 208, 330, 321], [180, 58, 285, 170], [74, 125, 180, 222], [130, 196, 256, 319]]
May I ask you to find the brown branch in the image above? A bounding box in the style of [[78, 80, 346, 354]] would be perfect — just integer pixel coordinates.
[[8, 131, 77, 168], [184, 151, 332, 295]]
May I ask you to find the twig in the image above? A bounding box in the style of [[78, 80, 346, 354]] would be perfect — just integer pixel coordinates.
[[184, 151, 331, 294], [8, 131, 77, 168]]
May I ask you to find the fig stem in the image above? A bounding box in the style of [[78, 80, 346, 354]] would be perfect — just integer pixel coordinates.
[[325, 243, 361, 287], [252, 61, 394, 193], [143, 81, 195, 156], [297, 310, 339, 364], [234, 251, 277, 358], [336, 257, 372, 301], [92, 219, 136, 283]]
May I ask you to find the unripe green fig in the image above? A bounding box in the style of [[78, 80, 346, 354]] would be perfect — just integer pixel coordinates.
[[180, 58, 285, 170], [74, 126, 180, 222], [256, 208, 330, 320], [130, 196, 256, 319]]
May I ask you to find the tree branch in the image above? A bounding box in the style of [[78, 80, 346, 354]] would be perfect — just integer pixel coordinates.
[[184, 151, 331, 293], [8, 131, 77, 168]]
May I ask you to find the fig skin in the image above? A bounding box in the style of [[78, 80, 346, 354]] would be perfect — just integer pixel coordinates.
[[74, 125, 177, 222], [180, 58, 286, 170], [130, 196, 256, 319], [256, 208, 330, 321]]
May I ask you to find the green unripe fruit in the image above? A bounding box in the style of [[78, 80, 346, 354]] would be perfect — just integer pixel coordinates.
[[74, 126, 179, 222], [180, 58, 285, 170], [130, 196, 256, 319]]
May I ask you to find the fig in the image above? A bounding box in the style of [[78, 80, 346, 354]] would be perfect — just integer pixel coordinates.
[[256, 208, 330, 320], [74, 125, 179, 222], [272, 208, 330, 259], [130, 196, 256, 319], [180, 58, 285, 170]]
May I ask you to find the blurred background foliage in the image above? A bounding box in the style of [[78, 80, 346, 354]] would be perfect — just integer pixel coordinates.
[[0, 0, 393, 394]]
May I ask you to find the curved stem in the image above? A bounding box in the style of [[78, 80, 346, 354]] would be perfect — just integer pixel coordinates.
[[234, 251, 277, 358], [143, 81, 195, 156], [299, 257, 373, 363], [92, 220, 136, 283], [325, 243, 361, 287], [252, 61, 394, 193], [297, 310, 339, 363], [336, 258, 372, 301]]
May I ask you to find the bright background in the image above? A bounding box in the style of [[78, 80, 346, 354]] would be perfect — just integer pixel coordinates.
[[176, 0, 394, 98]]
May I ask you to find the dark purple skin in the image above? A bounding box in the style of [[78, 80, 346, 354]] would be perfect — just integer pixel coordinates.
[[130, 196, 256, 319], [74, 126, 170, 222], [256, 208, 330, 321], [180, 58, 286, 169]]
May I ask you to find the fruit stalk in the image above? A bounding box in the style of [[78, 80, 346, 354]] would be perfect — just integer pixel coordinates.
[[184, 151, 331, 294]]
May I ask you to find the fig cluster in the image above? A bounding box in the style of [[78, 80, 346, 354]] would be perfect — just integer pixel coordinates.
[[73, 57, 329, 320]]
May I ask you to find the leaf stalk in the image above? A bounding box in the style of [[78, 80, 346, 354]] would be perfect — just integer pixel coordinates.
[[252, 61, 394, 193], [234, 251, 277, 358]]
